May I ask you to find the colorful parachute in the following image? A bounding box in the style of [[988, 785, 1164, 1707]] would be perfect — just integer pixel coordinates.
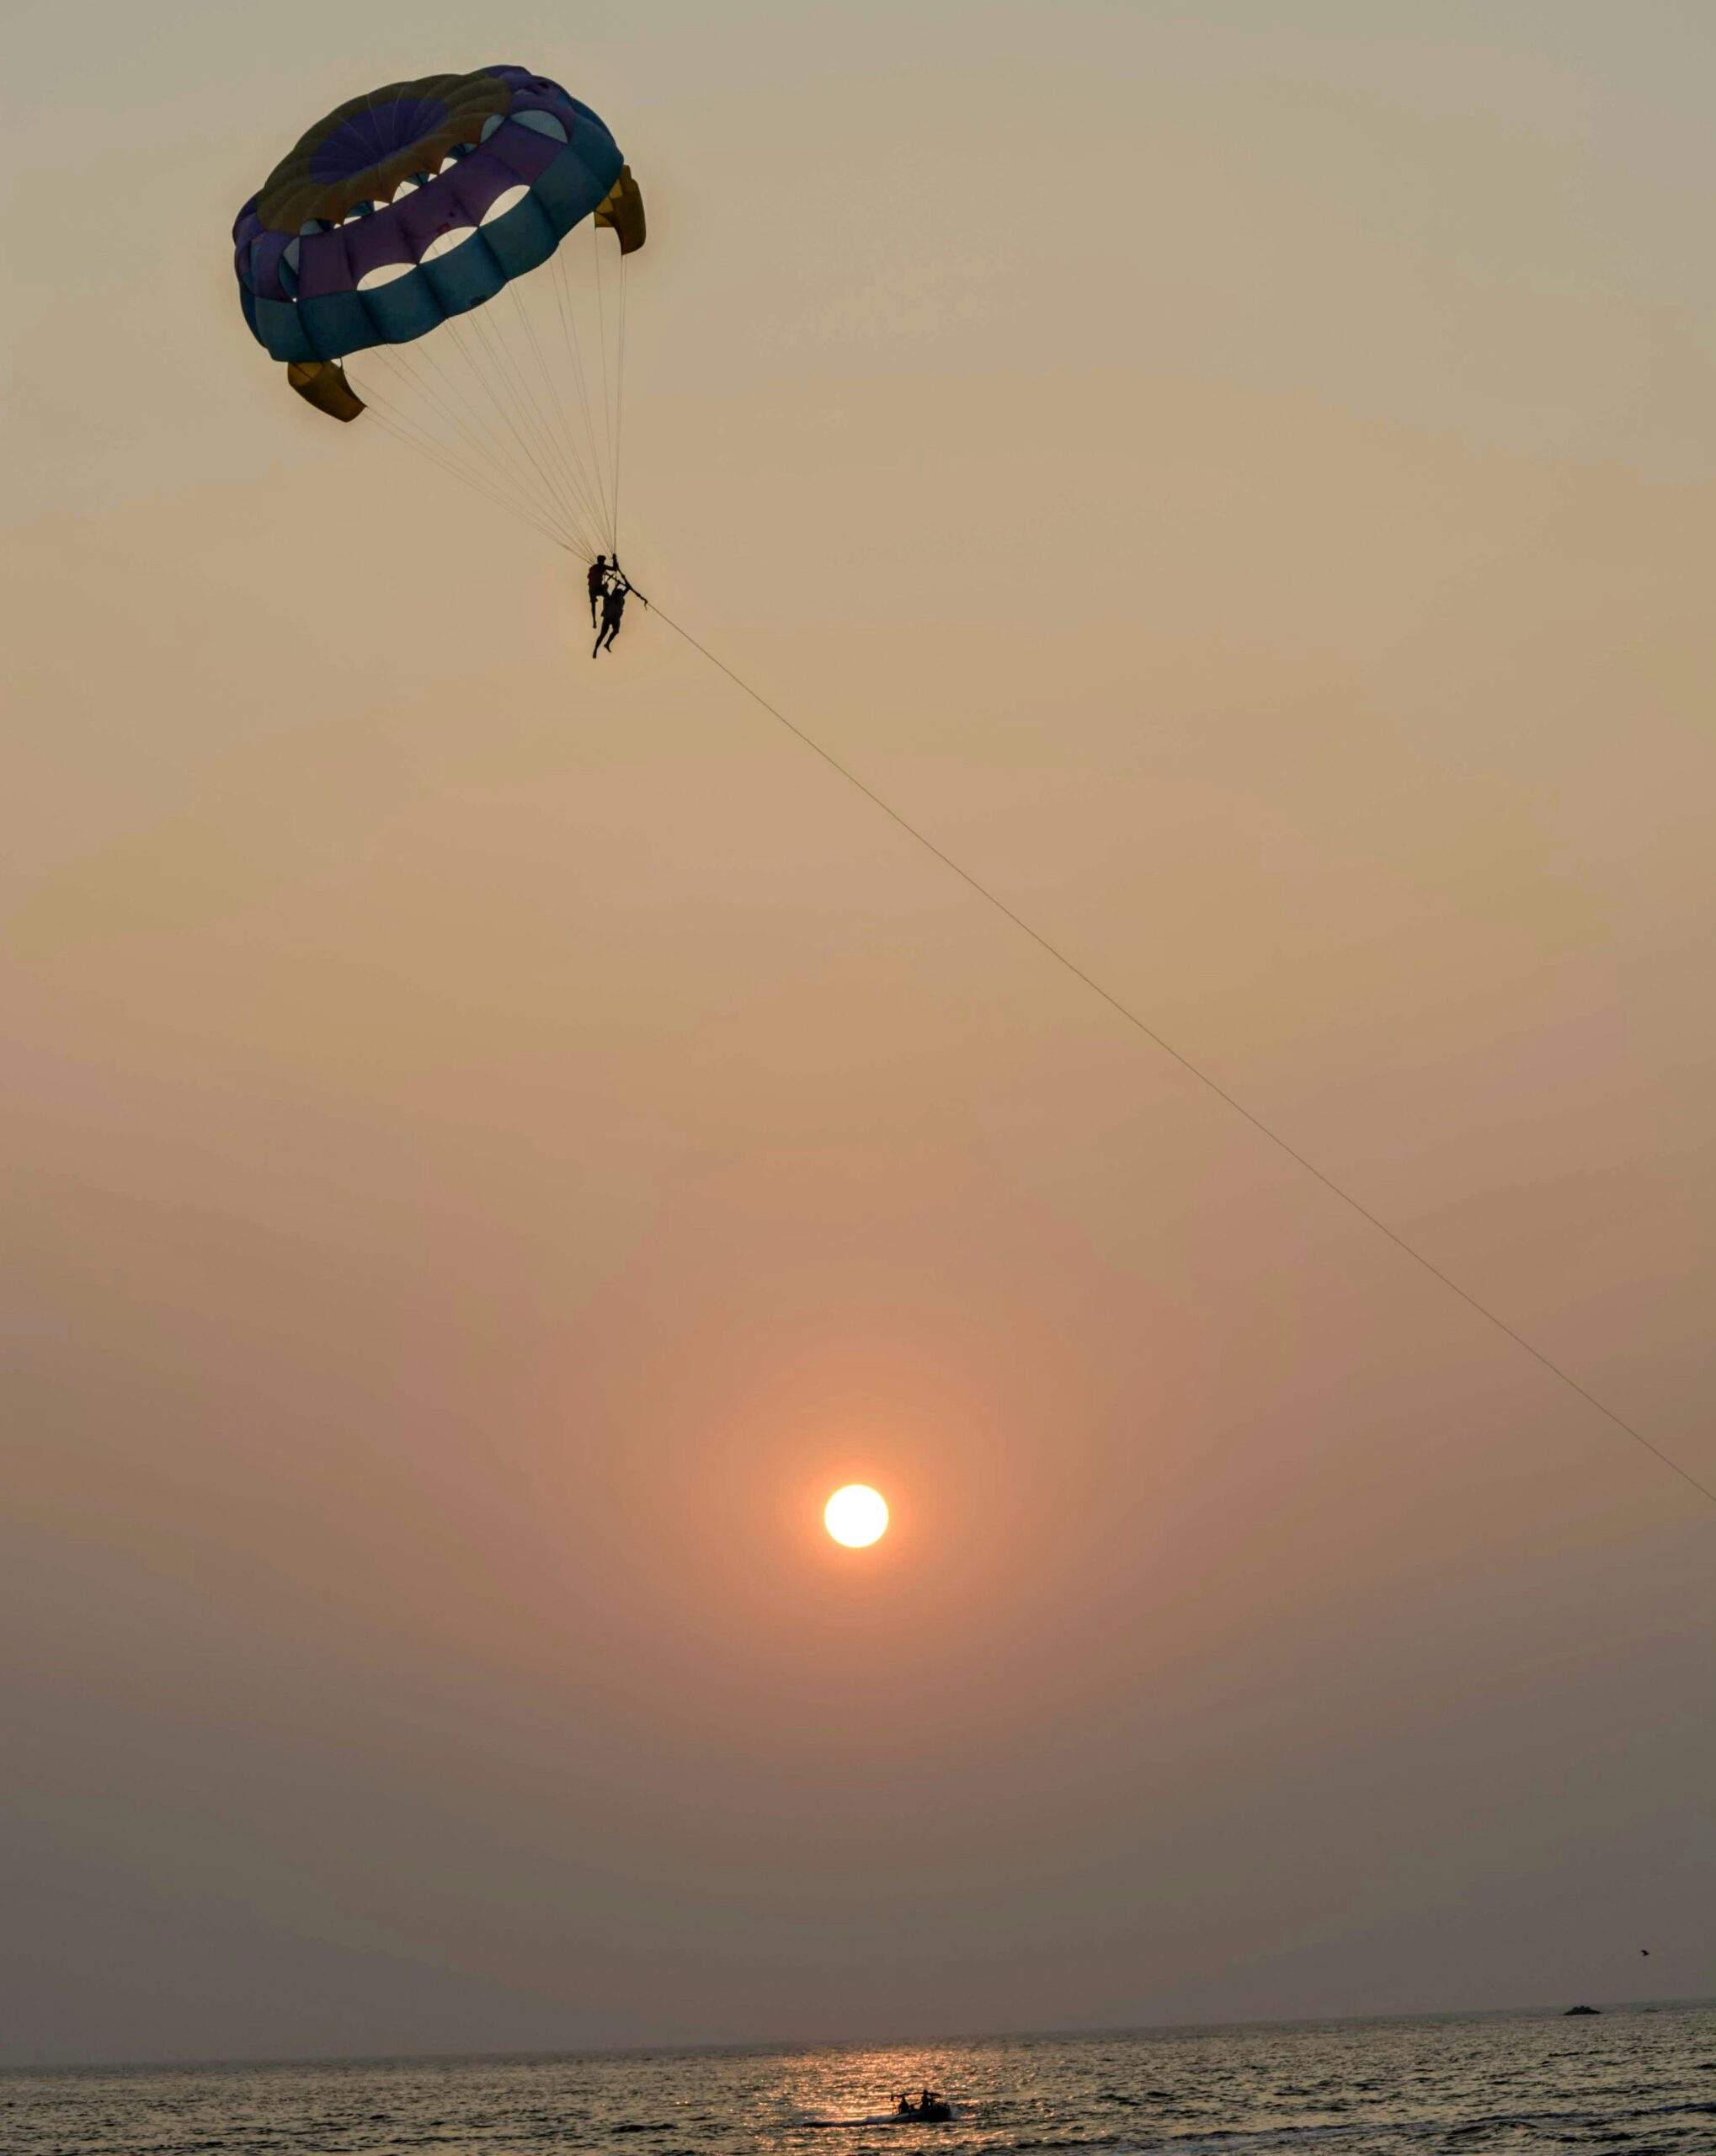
[[233, 66, 645, 558]]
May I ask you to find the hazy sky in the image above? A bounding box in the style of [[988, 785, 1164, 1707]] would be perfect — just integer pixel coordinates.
[[3, 1, 1713, 2066]]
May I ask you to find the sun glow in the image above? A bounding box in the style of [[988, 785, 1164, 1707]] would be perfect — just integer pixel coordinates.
[[824, 1484, 888, 1548]]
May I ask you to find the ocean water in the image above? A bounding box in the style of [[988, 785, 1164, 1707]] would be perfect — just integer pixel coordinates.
[[3, 2007, 1711, 2156]]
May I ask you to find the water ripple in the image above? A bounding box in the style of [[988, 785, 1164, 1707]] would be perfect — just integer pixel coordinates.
[[2, 2006, 1710, 2156]]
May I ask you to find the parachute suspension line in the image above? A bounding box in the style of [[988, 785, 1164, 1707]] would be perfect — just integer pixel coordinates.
[[440, 309, 597, 556], [525, 257, 616, 558], [386, 333, 564, 536], [507, 278, 610, 554], [363, 338, 559, 533], [476, 284, 597, 544], [319, 179, 629, 560], [454, 303, 594, 552], [434, 308, 570, 541], [350, 351, 578, 551], [402, 324, 596, 556], [613, 246, 630, 554], [368, 407, 568, 552], [360, 396, 570, 552], [646, 605, 1716, 1517], [357, 335, 580, 552], [348, 233, 632, 565], [592, 218, 616, 548], [550, 236, 614, 550], [549, 232, 608, 543]]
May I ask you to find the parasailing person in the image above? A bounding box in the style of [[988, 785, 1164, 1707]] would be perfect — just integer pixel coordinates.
[[594, 562, 647, 655]]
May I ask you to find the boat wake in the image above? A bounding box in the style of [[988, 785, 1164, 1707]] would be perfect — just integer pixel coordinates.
[[797, 2111, 962, 2130]]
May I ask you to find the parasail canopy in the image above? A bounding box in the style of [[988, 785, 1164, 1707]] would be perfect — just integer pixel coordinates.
[[233, 66, 645, 560]]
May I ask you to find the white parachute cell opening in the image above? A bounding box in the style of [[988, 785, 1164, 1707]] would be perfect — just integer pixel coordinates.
[[420, 224, 477, 261]]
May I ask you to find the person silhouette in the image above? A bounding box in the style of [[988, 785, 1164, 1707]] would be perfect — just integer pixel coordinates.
[[594, 578, 627, 655], [593, 563, 647, 654], [587, 554, 610, 627]]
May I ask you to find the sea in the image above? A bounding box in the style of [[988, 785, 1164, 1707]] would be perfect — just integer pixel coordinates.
[[4, 2006, 1712, 2156]]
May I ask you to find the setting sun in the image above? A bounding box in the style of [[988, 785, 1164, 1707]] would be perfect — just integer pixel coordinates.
[[823, 1484, 888, 1548]]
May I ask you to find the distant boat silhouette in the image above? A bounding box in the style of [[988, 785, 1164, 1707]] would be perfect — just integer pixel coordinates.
[[888, 2094, 954, 2123], [1564, 2004, 1601, 2015]]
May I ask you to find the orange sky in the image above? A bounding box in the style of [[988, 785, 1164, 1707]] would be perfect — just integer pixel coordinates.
[[3, 1, 1713, 2063]]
